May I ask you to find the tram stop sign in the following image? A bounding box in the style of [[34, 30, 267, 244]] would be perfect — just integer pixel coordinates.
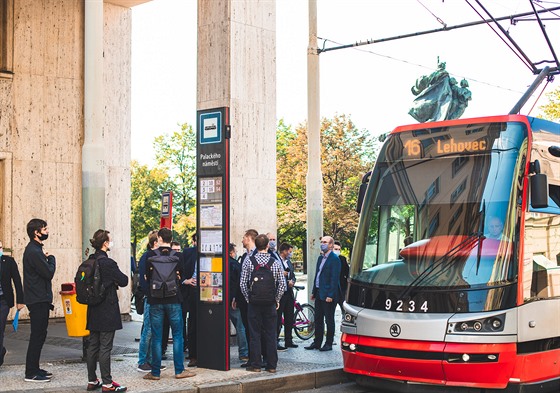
[[196, 107, 230, 371]]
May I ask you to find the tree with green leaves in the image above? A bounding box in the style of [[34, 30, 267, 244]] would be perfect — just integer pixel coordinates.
[[130, 160, 171, 257], [153, 123, 197, 216], [539, 88, 560, 121], [276, 115, 377, 250]]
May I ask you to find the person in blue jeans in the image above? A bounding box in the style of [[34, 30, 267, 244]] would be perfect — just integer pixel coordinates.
[[143, 228, 195, 381], [228, 243, 248, 360], [136, 230, 161, 372]]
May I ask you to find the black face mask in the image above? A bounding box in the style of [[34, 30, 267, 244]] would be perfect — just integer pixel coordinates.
[[37, 233, 49, 241]]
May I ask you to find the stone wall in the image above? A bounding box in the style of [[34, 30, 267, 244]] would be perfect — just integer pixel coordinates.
[[198, 0, 277, 247], [104, 2, 133, 315], [0, 0, 133, 319]]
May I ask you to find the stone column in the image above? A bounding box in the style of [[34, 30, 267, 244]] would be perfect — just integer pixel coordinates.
[[83, 0, 105, 257], [197, 0, 277, 249]]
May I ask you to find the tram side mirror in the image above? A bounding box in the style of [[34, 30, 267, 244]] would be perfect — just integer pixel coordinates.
[[356, 171, 372, 214], [530, 160, 548, 209]]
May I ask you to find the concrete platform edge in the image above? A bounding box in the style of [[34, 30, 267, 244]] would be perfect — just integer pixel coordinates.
[[229, 367, 346, 393]]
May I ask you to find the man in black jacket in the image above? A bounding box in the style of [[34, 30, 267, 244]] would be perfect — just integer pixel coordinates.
[[0, 239, 24, 367], [85, 230, 129, 393], [334, 241, 350, 313], [143, 228, 195, 381], [23, 218, 56, 383], [276, 242, 297, 350]]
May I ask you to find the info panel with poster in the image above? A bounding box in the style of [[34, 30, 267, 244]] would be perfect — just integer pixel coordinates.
[[196, 107, 230, 371]]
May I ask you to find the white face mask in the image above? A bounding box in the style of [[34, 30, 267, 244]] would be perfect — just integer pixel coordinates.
[[333, 250, 341, 256]]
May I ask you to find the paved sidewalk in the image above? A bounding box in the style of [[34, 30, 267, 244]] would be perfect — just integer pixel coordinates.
[[0, 313, 347, 392], [0, 273, 349, 392]]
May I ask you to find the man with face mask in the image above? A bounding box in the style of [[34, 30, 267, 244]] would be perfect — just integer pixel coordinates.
[[333, 241, 349, 314], [266, 233, 281, 263], [305, 236, 341, 352], [84, 230, 129, 392], [23, 218, 56, 383]]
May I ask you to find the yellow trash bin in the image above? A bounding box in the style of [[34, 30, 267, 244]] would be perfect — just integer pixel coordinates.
[[60, 283, 89, 337]]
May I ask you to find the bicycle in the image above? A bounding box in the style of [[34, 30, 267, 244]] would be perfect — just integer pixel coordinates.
[[284, 285, 315, 340]]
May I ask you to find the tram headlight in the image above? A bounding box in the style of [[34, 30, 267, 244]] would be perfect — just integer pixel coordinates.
[[451, 314, 505, 333], [490, 318, 502, 330], [343, 313, 356, 325], [341, 341, 357, 353]]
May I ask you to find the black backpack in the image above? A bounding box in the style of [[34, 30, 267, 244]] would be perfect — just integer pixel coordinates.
[[148, 249, 180, 298], [75, 255, 106, 306], [249, 256, 276, 305]]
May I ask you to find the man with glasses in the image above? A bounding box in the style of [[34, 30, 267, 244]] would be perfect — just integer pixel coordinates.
[[305, 236, 341, 352]]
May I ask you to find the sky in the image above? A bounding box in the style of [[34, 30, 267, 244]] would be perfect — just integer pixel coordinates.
[[131, 0, 560, 165]]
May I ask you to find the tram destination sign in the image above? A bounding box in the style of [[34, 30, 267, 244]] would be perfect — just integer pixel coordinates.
[[395, 123, 504, 159]]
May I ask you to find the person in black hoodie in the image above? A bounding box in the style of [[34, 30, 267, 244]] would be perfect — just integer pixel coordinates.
[[23, 218, 56, 383], [85, 229, 129, 392], [143, 227, 195, 381], [0, 239, 24, 367]]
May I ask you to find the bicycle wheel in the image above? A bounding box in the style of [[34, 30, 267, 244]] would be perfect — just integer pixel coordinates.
[[294, 303, 315, 340]]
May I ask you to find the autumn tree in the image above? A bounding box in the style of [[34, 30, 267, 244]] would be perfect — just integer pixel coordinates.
[[130, 160, 171, 257], [539, 87, 560, 121], [276, 115, 377, 249]]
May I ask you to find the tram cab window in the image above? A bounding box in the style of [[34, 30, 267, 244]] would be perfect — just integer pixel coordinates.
[[523, 211, 560, 301]]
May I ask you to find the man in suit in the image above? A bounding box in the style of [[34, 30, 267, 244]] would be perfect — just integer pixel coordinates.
[[0, 239, 24, 368], [305, 236, 341, 352], [266, 232, 281, 262], [276, 243, 297, 350], [333, 241, 349, 313]]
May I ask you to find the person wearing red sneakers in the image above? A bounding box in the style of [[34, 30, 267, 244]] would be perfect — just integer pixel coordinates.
[[84, 230, 129, 392]]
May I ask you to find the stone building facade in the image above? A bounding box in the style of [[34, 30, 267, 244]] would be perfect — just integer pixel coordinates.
[[1, 0, 278, 320], [0, 0, 149, 319]]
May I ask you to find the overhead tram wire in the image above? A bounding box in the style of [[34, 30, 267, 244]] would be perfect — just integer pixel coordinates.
[[530, 0, 560, 71], [527, 78, 551, 115], [415, 0, 447, 27], [317, 36, 525, 95], [467, 0, 536, 73], [317, 5, 560, 54]]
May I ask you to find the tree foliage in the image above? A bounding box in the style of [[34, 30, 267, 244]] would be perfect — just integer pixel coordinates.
[[276, 115, 377, 249], [153, 123, 197, 216], [131, 123, 197, 256], [539, 87, 560, 121], [130, 160, 169, 256]]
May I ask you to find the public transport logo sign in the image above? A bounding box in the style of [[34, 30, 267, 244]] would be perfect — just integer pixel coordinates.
[[390, 324, 401, 337]]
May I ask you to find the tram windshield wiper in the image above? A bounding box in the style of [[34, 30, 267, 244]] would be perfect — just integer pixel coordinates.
[[398, 231, 485, 299]]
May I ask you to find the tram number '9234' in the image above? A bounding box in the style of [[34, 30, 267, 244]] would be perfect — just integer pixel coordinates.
[[385, 299, 429, 313]]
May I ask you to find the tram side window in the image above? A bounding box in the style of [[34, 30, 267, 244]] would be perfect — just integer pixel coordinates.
[[550, 184, 560, 209], [523, 212, 560, 301]]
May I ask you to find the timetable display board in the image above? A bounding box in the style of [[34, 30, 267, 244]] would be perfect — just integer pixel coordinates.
[[196, 107, 230, 371]]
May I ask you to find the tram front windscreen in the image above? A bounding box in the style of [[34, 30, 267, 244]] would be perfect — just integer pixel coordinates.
[[349, 121, 528, 313]]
